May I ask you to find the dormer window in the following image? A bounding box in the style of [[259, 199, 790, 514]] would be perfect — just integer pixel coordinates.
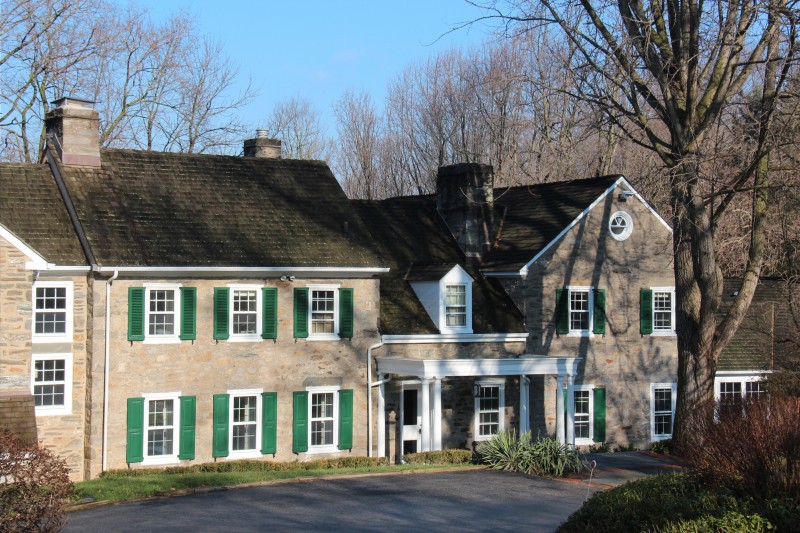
[[408, 264, 473, 334], [445, 285, 467, 327]]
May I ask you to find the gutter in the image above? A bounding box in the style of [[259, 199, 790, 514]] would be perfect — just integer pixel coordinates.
[[93, 266, 390, 278], [101, 270, 119, 473]]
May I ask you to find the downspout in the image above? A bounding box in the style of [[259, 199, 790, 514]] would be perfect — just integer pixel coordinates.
[[366, 341, 384, 458], [102, 270, 119, 473]]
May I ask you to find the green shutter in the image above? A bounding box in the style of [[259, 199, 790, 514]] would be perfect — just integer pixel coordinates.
[[293, 288, 309, 339], [178, 396, 196, 460], [180, 287, 197, 340], [212, 394, 229, 458], [262, 288, 278, 340], [593, 289, 606, 335], [128, 287, 145, 341], [214, 288, 230, 340], [555, 288, 569, 335], [338, 389, 354, 450], [640, 289, 653, 334], [126, 397, 144, 463], [261, 392, 277, 455], [563, 388, 568, 430], [593, 387, 606, 442], [292, 391, 308, 453], [339, 288, 354, 338]]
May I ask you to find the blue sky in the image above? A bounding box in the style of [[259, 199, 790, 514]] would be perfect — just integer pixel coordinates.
[[129, 0, 495, 136]]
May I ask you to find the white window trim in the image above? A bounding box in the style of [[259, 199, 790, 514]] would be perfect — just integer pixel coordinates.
[[32, 281, 73, 344], [306, 385, 340, 454], [439, 266, 473, 334], [31, 353, 73, 416], [609, 211, 633, 241], [650, 382, 677, 441], [143, 283, 182, 344], [566, 286, 594, 338], [714, 374, 765, 401], [307, 284, 340, 341], [573, 384, 595, 445], [141, 391, 181, 465], [650, 286, 676, 337], [227, 284, 263, 342], [227, 388, 263, 459], [473, 379, 505, 442]]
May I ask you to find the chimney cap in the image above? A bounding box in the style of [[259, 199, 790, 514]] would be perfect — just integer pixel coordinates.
[[50, 96, 96, 109], [256, 129, 269, 138]]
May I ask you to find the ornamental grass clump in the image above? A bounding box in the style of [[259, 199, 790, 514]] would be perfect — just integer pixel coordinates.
[[477, 430, 584, 477]]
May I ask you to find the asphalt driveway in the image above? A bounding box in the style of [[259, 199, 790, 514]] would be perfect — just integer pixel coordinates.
[[64, 470, 598, 532]]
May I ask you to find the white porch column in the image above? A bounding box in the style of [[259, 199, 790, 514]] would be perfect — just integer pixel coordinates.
[[556, 374, 565, 444], [432, 377, 442, 450], [377, 377, 386, 458], [420, 378, 431, 452], [566, 376, 575, 447], [519, 376, 530, 434]]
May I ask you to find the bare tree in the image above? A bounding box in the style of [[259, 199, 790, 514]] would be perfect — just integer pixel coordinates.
[[334, 90, 384, 199], [263, 97, 332, 160], [470, 0, 799, 450]]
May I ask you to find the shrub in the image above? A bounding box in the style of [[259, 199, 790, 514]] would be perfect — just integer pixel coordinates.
[[402, 449, 473, 465], [683, 396, 800, 501], [477, 430, 584, 477], [0, 430, 73, 533]]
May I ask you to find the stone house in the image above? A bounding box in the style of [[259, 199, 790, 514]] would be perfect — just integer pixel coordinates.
[[1, 98, 790, 479]]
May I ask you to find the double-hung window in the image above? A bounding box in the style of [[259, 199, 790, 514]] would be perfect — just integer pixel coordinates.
[[292, 387, 353, 454], [227, 389, 262, 458], [445, 285, 467, 327], [311, 288, 336, 336], [229, 285, 262, 341], [293, 285, 354, 340], [144, 393, 179, 464], [310, 390, 337, 448], [641, 288, 676, 335], [474, 381, 505, 441], [650, 383, 677, 441], [715, 376, 765, 416], [574, 389, 592, 440], [31, 353, 73, 416], [32, 281, 73, 343], [556, 286, 605, 336], [565, 385, 606, 444], [144, 284, 181, 343]]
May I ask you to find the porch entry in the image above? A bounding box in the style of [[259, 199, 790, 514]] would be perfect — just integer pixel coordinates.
[[401, 384, 421, 454]]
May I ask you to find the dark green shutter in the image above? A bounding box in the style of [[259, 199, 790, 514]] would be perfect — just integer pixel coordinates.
[[212, 394, 229, 458], [640, 289, 653, 334], [261, 392, 277, 455], [339, 288, 354, 338], [262, 288, 278, 340], [338, 389, 354, 450], [293, 391, 308, 453], [178, 396, 196, 460], [126, 398, 144, 463], [128, 287, 145, 341], [293, 288, 309, 339], [555, 288, 569, 335], [593, 387, 606, 442], [214, 288, 230, 340], [593, 289, 606, 334], [180, 287, 196, 340]]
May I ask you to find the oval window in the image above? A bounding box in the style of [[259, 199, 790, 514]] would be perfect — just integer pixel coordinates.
[[609, 211, 633, 241]]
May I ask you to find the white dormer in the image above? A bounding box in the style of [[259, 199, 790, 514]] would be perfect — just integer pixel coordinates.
[[409, 264, 473, 334]]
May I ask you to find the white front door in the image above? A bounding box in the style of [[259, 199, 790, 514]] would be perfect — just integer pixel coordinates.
[[401, 384, 422, 455]]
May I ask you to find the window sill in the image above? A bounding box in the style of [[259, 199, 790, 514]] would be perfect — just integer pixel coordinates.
[[228, 450, 261, 460], [307, 334, 341, 342], [306, 445, 339, 455], [227, 335, 263, 343], [650, 331, 676, 337], [651, 434, 672, 442], [566, 331, 593, 338], [34, 406, 71, 417], [575, 438, 595, 446], [142, 455, 180, 466], [32, 335, 72, 344], [143, 336, 182, 344]]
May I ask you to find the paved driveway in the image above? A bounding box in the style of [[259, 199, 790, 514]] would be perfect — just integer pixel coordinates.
[[64, 470, 598, 533]]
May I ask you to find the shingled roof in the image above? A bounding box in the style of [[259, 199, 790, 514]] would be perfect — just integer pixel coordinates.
[[718, 279, 798, 371], [353, 196, 525, 335], [482, 175, 621, 272], [0, 163, 86, 264], [56, 149, 381, 268]]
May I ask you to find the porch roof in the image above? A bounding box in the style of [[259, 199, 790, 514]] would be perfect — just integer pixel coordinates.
[[375, 355, 581, 379]]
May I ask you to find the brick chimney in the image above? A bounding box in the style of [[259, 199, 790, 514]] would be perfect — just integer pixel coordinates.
[[44, 97, 101, 167], [243, 130, 281, 158], [436, 163, 494, 263]]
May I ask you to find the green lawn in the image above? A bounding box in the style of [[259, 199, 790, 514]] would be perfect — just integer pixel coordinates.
[[74, 463, 476, 503]]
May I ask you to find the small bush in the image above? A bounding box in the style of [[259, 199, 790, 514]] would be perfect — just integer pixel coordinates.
[[477, 430, 584, 477], [650, 439, 673, 455], [402, 449, 473, 465], [669, 511, 775, 532], [0, 430, 73, 533]]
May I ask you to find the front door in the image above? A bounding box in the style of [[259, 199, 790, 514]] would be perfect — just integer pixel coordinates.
[[401, 384, 421, 455]]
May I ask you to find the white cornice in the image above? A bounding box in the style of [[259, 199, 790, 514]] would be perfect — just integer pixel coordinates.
[[375, 355, 581, 378], [381, 333, 528, 344], [91, 266, 390, 278]]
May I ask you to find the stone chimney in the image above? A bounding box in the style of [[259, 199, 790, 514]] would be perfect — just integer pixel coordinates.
[[44, 97, 101, 167], [243, 130, 281, 158], [436, 163, 494, 263]]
